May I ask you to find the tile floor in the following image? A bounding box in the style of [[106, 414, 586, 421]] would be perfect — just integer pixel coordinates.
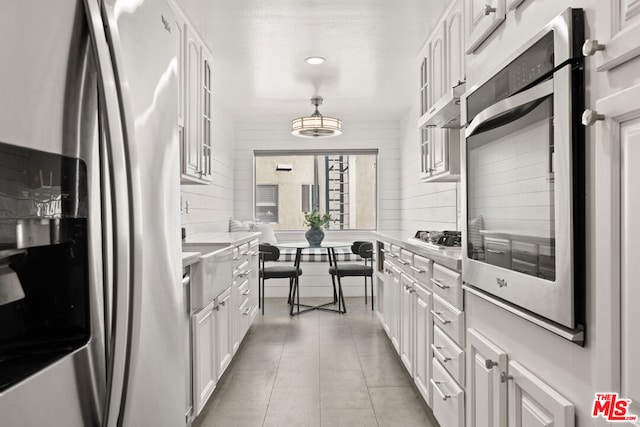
[[192, 297, 440, 427]]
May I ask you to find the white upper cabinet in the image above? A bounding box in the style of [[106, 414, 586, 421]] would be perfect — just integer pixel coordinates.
[[418, 0, 464, 182], [446, 0, 464, 89], [430, 20, 447, 104], [465, 0, 506, 54], [172, 3, 213, 185], [590, 0, 640, 71], [184, 31, 201, 181]]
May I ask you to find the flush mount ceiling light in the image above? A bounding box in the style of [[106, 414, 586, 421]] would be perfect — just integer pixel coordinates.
[[305, 56, 326, 65], [291, 97, 342, 138]]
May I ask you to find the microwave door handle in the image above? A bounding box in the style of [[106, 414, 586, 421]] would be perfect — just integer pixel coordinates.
[[466, 79, 554, 138], [84, 1, 133, 426]]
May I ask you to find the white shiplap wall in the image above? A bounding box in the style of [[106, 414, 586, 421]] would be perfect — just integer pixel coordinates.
[[233, 120, 403, 233], [180, 101, 235, 233], [399, 102, 459, 240]]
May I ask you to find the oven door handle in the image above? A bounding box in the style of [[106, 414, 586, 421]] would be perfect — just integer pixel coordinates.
[[466, 79, 554, 138]]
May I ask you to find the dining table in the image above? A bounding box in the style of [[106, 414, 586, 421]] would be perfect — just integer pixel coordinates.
[[276, 241, 351, 315]]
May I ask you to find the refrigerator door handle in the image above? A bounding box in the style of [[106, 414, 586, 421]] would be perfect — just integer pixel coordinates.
[[84, 1, 133, 425]]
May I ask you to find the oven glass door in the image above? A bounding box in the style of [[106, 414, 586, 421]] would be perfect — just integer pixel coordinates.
[[466, 89, 555, 280]]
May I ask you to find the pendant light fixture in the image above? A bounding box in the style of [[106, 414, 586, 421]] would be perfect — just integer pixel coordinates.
[[291, 97, 342, 138]]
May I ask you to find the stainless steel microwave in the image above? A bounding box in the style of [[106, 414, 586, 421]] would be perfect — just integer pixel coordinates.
[[461, 9, 585, 333]]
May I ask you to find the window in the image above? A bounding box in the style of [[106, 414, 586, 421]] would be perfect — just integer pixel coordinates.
[[255, 184, 278, 222], [254, 151, 377, 230]]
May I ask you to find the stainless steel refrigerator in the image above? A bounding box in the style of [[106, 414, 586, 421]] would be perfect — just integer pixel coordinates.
[[0, 0, 184, 425]]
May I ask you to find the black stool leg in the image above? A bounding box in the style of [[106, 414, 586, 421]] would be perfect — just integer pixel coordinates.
[[370, 275, 374, 311], [364, 276, 367, 305], [330, 273, 338, 304]]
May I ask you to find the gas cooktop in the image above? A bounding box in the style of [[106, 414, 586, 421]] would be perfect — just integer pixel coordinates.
[[412, 230, 461, 248]]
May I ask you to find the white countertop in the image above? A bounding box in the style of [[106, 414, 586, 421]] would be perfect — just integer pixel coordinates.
[[182, 231, 260, 246], [182, 252, 201, 267], [375, 231, 462, 271]]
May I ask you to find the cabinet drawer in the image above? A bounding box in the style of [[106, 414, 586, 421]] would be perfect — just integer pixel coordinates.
[[411, 254, 432, 283], [432, 359, 464, 427], [398, 248, 414, 269], [232, 243, 250, 267], [432, 326, 464, 386], [237, 278, 252, 298], [233, 260, 250, 280], [238, 295, 252, 316], [432, 294, 465, 347], [431, 263, 462, 310]]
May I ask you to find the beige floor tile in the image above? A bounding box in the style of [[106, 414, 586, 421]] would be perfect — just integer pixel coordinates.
[[192, 297, 436, 427], [320, 408, 378, 427]]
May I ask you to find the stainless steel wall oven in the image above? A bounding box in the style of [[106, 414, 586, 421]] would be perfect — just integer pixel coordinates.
[[462, 9, 585, 337]]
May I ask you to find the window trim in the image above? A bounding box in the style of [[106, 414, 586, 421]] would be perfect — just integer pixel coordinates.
[[253, 150, 378, 231]]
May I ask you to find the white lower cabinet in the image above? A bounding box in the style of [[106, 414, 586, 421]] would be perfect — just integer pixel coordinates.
[[467, 328, 508, 427], [389, 265, 402, 352], [508, 361, 575, 427], [414, 281, 433, 406], [432, 359, 465, 427], [400, 273, 415, 374], [192, 300, 216, 416], [215, 288, 232, 379], [466, 328, 575, 427]]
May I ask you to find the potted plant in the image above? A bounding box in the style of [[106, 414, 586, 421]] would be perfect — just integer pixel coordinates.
[[303, 209, 332, 246]]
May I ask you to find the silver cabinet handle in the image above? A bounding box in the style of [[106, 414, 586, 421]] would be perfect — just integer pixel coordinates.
[[219, 295, 231, 306], [213, 304, 221, 312], [431, 310, 451, 325], [410, 266, 425, 274], [501, 372, 514, 383], [242, 288, 251, 296], [431, 344, 451, 363], [431, 278, 450, 289], [237, 269, 251, 278], [397, 259, 409, 265], [182, 274, 190, 286], [582, 109, 605, 126], [483, 4, 497, 15], [387, 252, 398, 258], [485, 359, 498, 369], [430, 379, 452, 401], [233, 256, 243, 261], [242, 307, 251, 315], [582, 39, 605, 57]]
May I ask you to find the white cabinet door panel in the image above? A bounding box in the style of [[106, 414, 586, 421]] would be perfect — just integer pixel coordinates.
[[465, 0, 506, 54], [508, 361, 574, 427], [595, 0, 640, 71], [620, 116, 640, 421], [446, 1, 465, 88], [467, 328, 508, 427], [400, 274, 415, 374], [192, 302, 216, 416], [414, 284, 433, 405], [594, 83, 640, 425]]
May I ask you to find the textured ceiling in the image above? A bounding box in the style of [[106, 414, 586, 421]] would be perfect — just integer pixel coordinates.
[[185, 0, 448, 124]]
